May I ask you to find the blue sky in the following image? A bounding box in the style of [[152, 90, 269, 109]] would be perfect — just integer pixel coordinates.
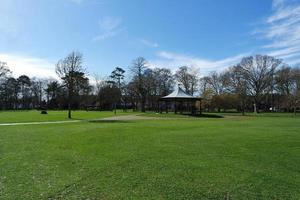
[[1, 0, 300, 79]]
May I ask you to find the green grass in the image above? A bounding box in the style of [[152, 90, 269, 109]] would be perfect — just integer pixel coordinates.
[[0, 110, 134, 123], [0, 112, 299, 199]]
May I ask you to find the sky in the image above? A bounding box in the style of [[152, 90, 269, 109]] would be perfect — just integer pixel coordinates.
[[1, 0, 300, 79]]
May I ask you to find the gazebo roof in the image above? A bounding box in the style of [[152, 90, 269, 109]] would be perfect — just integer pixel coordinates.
[[161, 86, 200, 100]]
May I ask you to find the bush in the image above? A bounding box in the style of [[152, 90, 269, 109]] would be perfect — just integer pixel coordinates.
[[41, 110, 48, 114]]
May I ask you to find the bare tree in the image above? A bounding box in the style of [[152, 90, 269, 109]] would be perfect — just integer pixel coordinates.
[[174, 66, 199, 95], [205, 71, 227, 95], [239, 55, 281, 113], [0, 62, 11, 79], [56, 51, 86, 118], [291, 67, 300, 115], [153, 68, 174, 96], [130, 57, 148, 112], [223, 66, 247, 115], [93, 73, 106, 95]]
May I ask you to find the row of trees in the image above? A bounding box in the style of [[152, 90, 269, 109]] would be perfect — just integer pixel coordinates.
[[200, 55, 300, 114], [0, 52, 299, 117], [0, 55, 91, 117]]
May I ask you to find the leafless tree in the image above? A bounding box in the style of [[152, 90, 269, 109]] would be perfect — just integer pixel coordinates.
[[205, 71, 227, 95], [130, 57, 148, 112], [0, 61, 11, 79], [56, 51, 86, 118], [291, 67, 300, 114], [223, 65, 247, 115], [174, 66, 199, 95], [239, 55, 281, 113], [153, 68, 174, 96]]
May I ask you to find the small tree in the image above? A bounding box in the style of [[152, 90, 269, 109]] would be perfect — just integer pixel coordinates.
[[56, 51, 86, 119]]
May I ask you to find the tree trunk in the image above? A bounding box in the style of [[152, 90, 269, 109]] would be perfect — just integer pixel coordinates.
[[199, 99, 202, 115], [294, 100, 297, 116], [68, 89, 72, 119], [68, 102, 72, 119], [253, 102, 257, 113], [241, 99, 245, 116], [141, 97, 146, 112]]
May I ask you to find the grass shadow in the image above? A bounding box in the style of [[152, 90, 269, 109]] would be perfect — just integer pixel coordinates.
[[88, 119, 131, 123], [183, 113, 224, 118]]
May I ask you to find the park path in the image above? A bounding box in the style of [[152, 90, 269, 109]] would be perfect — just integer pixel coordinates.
[[0, 114, 207, 126], [0, 115, 160, 126], [0, 120, 81, 126]]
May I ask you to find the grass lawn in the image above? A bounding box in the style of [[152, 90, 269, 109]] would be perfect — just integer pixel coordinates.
[[0, 110, 135, 123], [0, 111, 299, 199]]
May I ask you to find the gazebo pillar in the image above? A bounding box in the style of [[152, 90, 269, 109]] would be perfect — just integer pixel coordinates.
[[180, 101, 183, 114], [165, 101, 168, 113]]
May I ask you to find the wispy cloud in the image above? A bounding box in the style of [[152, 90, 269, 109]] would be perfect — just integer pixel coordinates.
[[272, 0, 286, 8], [0, 53, 57, 78], [256, 0, 300, 64], [139, 39, 159, 48], [149, 51, 249, 74], [93, 17, 122, 41]]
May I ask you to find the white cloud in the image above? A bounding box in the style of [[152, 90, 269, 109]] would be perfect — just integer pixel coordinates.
[[149, 51, 249, 74], [256, 0, 300, 64], [139, 39, 159, 48], [93, 17, 122, 41], [0, 53, 57, 78]]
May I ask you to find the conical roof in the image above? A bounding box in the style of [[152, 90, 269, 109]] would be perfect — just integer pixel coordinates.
[[161, 86, 198, 99]]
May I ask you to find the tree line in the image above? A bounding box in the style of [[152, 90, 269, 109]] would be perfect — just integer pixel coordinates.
[[0, 52, 299, 117]]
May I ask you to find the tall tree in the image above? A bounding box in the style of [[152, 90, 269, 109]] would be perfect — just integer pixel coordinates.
[[45, 80, 61, 109], [56, 51, 86, 118], [153, 68, 174, 96], [205, 71, 227, 95], [174, 66, 199, 95], [0, 62, 11, 79], [130, 57, 148, 112], [291, 67, 300, 114], [110, 67, 125, 89], [0, 62, 11, 109], [239, 55, 281, 113], [1, 77, 18, 109], [109, 67, 126, 111], [17, 75, 32, 109], [223, 65, 247, 115], [31, 78, 46, 108]]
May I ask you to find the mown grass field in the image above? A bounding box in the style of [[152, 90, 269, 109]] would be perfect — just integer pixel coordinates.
[[0, 110, 134, 123], [0, 111, 299, 199]]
